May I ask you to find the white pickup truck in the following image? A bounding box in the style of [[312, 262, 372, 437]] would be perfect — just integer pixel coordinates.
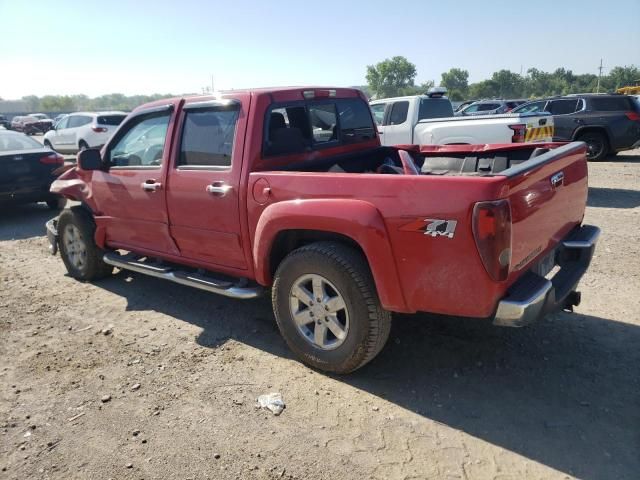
[[370, 94, 554, 146]]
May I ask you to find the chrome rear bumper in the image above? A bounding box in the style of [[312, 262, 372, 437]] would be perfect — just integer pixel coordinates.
[[493, 225, 600, 327]]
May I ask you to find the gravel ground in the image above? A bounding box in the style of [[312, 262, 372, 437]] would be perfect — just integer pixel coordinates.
[[1, 150, 639, 480]]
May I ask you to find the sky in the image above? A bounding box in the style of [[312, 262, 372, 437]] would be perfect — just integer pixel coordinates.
[[1, 0, 639, 99]]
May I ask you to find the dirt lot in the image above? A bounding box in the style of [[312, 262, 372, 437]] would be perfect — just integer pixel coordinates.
[[1, 150, 639, 480]]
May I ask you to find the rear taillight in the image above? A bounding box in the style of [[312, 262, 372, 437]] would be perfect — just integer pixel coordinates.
[[472, 200, 512, 282], [92, 126, 108, 132], [625, 111, 640, 121], [508, 124, 526, 143], [39, 153, 64, 166]]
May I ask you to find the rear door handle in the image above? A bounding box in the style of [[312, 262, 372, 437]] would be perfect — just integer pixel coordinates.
[[141, 180, 162, 192], [206, 182, 232, 197]]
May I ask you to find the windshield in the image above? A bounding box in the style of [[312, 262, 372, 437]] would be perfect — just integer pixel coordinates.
[[0, 133, 44, 151]]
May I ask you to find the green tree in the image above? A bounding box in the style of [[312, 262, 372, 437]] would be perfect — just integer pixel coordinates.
[[366, 56, 417, 98], [469, 79, 499, 99], [604, 65, 640, 90], [440, 68, 469, 101], [490, 70, 524, 98]]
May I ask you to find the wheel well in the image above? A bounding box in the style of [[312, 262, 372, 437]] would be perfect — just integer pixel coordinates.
[[79, 139, 88, 147], [574, 127, 610, 145], [269, 230, 366, 278]]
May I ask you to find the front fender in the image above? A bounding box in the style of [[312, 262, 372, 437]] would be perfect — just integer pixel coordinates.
[[253, 199, 410, 313], [49, 167, 98, 212]]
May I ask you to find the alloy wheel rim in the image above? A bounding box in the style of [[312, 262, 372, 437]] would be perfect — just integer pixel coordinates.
[[63, 224, 87, 270], [289, 273, 349, 351]]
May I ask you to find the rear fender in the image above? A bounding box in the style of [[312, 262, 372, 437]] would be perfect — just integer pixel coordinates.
[[253, 199, 410, 313]]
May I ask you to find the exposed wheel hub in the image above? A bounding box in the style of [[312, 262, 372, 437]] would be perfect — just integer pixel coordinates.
[[289, 273, 349, 351]]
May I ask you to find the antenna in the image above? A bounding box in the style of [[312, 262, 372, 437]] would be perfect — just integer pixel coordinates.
[[596, 59, 604, 93]]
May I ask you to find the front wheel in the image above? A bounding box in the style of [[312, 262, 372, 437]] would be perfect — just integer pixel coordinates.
[[57, 207, 113, 281], [272, 242, 391, 374]]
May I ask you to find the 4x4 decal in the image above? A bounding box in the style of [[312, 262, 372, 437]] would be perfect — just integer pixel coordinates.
[[400, 218, 458, 239]]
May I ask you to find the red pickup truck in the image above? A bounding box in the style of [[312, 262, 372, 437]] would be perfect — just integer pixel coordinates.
[[47, 87, 600, 373]]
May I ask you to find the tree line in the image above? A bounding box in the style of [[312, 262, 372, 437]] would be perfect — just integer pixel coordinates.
[[364, 56, 639, 100], [2, 58, 638, 112], [4, 93, 177, 113]]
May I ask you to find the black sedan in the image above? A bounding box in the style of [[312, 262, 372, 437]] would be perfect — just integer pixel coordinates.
[[0, 130, 67, 209]]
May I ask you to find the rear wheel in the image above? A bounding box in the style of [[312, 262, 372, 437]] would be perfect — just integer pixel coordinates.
[[78, 140, 89, 151], [578, 131, 609, 161], [43, 140, 54, 150], [272, 242, 391, 374], [58, 207, 113, 281]]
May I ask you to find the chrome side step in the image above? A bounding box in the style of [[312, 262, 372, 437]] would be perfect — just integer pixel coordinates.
[[103, 252, 263, 300]]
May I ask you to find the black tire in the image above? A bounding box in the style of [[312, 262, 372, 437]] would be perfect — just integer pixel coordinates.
[[78, 140, 89, 151], [57, 207, 113, 281], [272, 242, 392, 374], [577, 131, 609, 161], [43, 140, 55, 151], [45, 196, 67, 210]]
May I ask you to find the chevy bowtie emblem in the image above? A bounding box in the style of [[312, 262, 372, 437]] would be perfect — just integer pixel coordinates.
[[400, 218, 458, 239]]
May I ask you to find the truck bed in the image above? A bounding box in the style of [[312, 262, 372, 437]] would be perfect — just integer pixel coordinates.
[[250, 141, 589, 317]]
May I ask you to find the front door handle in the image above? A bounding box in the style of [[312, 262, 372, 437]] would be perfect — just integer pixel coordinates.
[[141, 180, 162, 192], [206, 182, 232, 197]]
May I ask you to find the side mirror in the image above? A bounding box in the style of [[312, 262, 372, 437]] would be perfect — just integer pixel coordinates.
[[77, 148, 103, 170]]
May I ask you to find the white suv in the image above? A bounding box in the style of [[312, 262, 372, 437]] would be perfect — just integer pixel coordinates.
[[43, 111, 127, 153]]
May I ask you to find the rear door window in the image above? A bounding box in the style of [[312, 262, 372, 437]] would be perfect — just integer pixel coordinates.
[[67, 115, 92, 128], [590, 96, 633, 111], [178, 106, 240, 167], [389, 101, 409, 125], [547, 99, 580, 115]]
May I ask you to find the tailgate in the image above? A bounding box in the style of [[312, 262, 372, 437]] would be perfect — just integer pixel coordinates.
[[502, 142, 588, 282], [523, 115, 554, 142]]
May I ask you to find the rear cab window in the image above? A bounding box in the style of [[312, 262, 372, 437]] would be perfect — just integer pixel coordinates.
[[418, 98, 454, 120], [264, 97, 376, 156], [97, 115, 127, 126]]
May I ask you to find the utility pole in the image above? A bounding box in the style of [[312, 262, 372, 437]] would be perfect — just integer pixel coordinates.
[[596, 59, 603, 93], [211, 75, 215, 94]]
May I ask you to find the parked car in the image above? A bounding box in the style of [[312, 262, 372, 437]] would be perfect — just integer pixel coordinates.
[[0, 115, 10, 130], [454, 100, 477, 113], [53, 114, 68, 124], [456, 99, 527, 116], [28, 113, 54, 133], [11, 116, 41, 135], [512, 94, 640, 160], [372, 94, 553, 145], [47, 87, 598, 374], [43, 111, 127, 153], [0, 130, 66, 209], [370, 87, 454, 130]]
